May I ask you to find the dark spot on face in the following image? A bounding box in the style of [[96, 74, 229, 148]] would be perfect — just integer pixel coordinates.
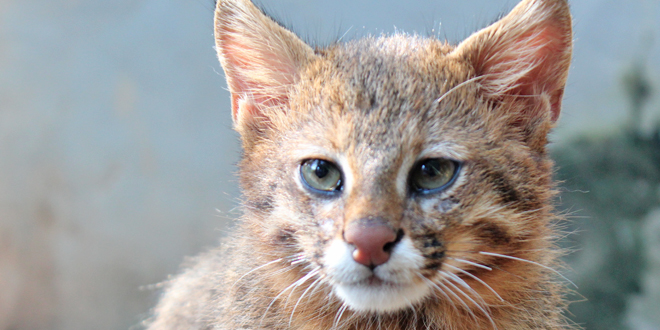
[[275, 227, 295, 243], [313, 236, 330, 249], [422, 236, 443, 248], [429, 251, 445, 259], [412, 232, 446, 269], [424, 260, 443, 270], [485, 167, 542, 212], [475, 221, 511, 246], [489, 171, 519, 205], [250, 195, 273, 212], [249, 194, 274, 212]]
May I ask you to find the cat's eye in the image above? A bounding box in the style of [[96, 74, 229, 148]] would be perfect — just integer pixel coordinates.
[[300, 159, 343, 194], [410, 158, 460, 194]]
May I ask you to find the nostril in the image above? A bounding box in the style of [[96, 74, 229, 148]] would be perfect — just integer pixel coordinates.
[[344, 222, 400, 268], [383, 229, 404, 254]]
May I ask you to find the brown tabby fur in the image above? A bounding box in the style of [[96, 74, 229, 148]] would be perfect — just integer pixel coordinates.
[[145, 0, 576, 329]]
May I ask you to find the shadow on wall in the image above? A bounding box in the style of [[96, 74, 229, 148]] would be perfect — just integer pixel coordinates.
[[555, 60, 660, 330]]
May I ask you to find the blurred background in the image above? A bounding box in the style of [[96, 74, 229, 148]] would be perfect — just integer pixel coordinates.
[[0, 0, 658, 329]]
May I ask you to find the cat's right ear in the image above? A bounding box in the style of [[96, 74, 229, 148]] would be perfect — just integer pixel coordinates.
[[214, 0, 316, 137]]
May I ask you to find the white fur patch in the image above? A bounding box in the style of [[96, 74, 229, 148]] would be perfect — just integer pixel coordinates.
[[323, 238, 430, 313], [395, 153, 415, 198], [419, 142, 467, 163]]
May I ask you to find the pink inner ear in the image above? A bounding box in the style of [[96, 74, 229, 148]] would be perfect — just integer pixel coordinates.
[[476, 22, 570, 124], [223, 40, 295, 121], [509, 26, 568, 122]]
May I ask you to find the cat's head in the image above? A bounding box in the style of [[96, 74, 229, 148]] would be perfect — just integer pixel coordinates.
[[215, 0, 571, 316]]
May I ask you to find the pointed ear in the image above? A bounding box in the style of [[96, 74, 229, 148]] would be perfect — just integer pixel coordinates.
[[452, 0, 572, 124], [214, 0, 316, 134]]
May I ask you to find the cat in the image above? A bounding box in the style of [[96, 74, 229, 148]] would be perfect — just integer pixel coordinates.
[[145, 0, 575, 328]]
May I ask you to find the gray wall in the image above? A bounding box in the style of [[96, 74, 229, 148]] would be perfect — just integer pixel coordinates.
[[0, 0, 658, 329]]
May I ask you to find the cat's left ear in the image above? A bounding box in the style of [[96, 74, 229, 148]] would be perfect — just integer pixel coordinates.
[[452, 0, 572, 137]]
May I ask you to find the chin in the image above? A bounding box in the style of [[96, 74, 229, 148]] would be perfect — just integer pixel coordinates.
[[333, 280, 431, 313]]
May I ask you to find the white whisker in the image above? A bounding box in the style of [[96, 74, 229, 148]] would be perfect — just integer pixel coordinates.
[[441, 271, 497, 330], [417, 273, 460, 315], [288, 252, 308, 266], [260, 267, 320, 325], [308, 275, 327, 299], [478, 251, 577, 288], [337, 25, 354, 43], [333, 303, 349, 329], [444, 263, 505, 302], [435, 277, 480, 324], [443, 270, 488, 307], [289, 277, 323, 326], [284, 268, 321, 306], [448, 257, 493, 271], [232, 258, 283, 288], [434, 75, 483, 106], [408, 297, 419, 329]]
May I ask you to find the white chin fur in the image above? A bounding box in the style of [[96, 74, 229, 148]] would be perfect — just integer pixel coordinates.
[[323, 238, 429, 313], [334, 281, 430, 313]]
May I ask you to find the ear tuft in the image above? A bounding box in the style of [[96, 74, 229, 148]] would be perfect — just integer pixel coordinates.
[[453, 0, 572, 124], [214, 0, 316, 129]]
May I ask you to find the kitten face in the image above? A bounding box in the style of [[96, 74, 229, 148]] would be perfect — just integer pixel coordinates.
[[239, 38, 553, 313], [215, 0, 572, 324]]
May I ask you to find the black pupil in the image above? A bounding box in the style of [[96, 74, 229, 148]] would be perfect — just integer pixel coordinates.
[[313, 160, 330, 178]]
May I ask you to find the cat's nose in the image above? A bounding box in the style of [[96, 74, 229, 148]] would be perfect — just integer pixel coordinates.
[[344, 221, 401, 268]]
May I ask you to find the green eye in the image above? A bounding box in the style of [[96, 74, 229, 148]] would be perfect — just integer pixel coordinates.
[[300, 159, 343, 194], [410, 158, 459, 193]]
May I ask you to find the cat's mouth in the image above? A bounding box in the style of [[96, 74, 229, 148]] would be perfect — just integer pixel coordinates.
[[361, 275, 386, 286], [323, 238, 431, 312], [344, 274, 405, 287]]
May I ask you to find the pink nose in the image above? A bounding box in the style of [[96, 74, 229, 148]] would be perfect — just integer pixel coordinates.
[[344, 221, 399, 268]]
